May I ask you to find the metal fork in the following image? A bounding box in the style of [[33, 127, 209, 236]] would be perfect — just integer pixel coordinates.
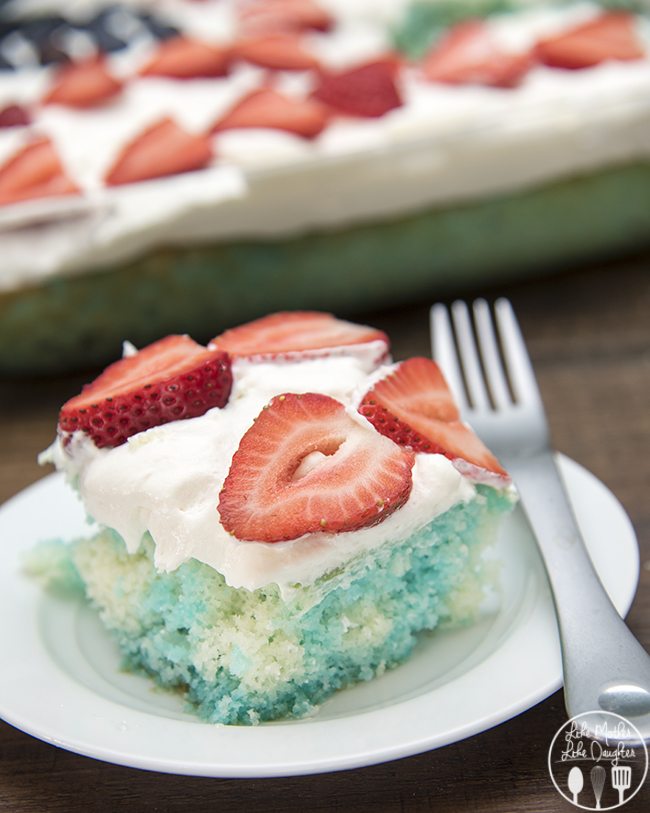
[[431, 298, 650, 742]]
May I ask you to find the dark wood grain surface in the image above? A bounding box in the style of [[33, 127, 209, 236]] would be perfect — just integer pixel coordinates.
[[1, 257, 648, 813]]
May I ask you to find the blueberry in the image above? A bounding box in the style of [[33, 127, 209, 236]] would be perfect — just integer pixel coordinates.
[[0, 29, 39, 68], [1, 16, 73, 65], [139, 13, 180, 41], [0, 21, 15, 40], [19, 15, 66, 45], [87, 6, 144, 51], [86, 24, 127, 53], [38, 40, 71, 66]]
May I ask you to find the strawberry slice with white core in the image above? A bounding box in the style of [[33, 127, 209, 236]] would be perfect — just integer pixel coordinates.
[[105, 117, 213, 186], [535, 12, 644, 70], [358, 357, 509, 481], [239, 0, 333, 35], [59, 335, 232, 448], [140, 36, 231, 79], [219, 392, 414, 542], [0, 138, 79, 207], [43, 57, 123, 108], [231, 33, 319, 71], [421, 20, 532, 88], [212, 88, 329, 138], [211, 311, 389, 360]]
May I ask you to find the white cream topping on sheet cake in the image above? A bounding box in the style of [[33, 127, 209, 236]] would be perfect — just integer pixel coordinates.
[[1, 1, 649, 291]]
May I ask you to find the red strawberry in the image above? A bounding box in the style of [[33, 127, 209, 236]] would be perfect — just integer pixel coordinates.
[[535, 12, 644, 70], [59, 335, 232, 448], [211, 311, 389, 359], [0, 138, 79, 207], [239, 0, 333, 35], [358, 357, 508, 480], [219, 392, 414, 542], [231, 33, 319, 71], [0, 104, 31, 128], [105, 117, 213, 186], [212, 88, 329, 138], [421, 20, 533, 88], [312, 58, 403, 118], [43, 57, 123, 108], [139, 36, 231, 79]]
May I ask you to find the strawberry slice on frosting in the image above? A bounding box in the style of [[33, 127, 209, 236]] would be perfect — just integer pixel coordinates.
[[219, 392, 414, 542], [312, 58, 403, 118], [238, 0, 333, 35], [105, 118, 213, 186], [139, 36, 231, 79], [43, 57, 123, 108], [421, 20, 533, 88], [211, 311, 389, 362], [231, 33, 319, 71], [59, 335, 232, 448], [0, 138, 79, 207], [212, 88, 329, 139], [535, 11, 644, 70], [358, 357, 509, 482]]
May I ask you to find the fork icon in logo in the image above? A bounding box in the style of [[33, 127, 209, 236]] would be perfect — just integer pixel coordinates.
[[611, 766, 632, 806]]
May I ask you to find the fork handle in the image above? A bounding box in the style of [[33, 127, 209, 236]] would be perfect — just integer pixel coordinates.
[[501, 450, 650, 738]]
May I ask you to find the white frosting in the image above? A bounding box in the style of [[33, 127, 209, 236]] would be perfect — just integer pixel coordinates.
[[2, 1, 650, 292], [43, 351, 477, 594]]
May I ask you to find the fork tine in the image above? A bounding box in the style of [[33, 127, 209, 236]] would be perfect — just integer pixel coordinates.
[[494, 298, 543, 406], [429, 303, 469, 411], [472, 299, 512, 409], [450, 300, 491, 410]]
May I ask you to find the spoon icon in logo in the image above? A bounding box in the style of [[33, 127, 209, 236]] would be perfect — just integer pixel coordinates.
[[568, 766, 584, 805]]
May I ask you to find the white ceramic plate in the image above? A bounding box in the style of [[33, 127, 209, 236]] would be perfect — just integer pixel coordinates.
[[0, 456, 640, 777]]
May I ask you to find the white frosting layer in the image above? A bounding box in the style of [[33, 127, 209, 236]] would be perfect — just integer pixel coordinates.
[[43, 350, 477, 594], [2, 1, 650, 292]]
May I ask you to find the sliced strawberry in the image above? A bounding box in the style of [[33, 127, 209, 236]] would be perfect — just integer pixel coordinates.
[[231, 33, 319, 71], [211, 311, 389, 360], [59, 335, 232, 448], [358, 357, 508, 480], [535, 12, 644, 70], [43, 57, 123, 108], [0, 104, 31, 128], [421, 20, 533, 88], [105, 117, 213, 186], [219, 392, 414, 542], [212, 88, 329, 138], [312, 58, 403, 118], [239, 0, 333, 35], [0, 138, 79, 207], [139, 36, 231, 79]]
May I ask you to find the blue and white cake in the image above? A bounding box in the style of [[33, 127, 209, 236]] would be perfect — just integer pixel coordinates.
[[33, 312, 516, 724]]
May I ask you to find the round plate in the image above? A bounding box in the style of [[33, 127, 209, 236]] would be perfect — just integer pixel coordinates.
[[0, 456, 640, 777]]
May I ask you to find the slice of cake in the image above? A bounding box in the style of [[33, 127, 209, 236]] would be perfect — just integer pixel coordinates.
[[33, 312, 516, 725]]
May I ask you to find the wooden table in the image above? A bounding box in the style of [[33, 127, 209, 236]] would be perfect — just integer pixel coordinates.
[[1, 257, 648, 812]]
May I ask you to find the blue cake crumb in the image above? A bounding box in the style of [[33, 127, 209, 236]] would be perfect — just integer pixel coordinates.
[[29, 487, 513, 725]]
